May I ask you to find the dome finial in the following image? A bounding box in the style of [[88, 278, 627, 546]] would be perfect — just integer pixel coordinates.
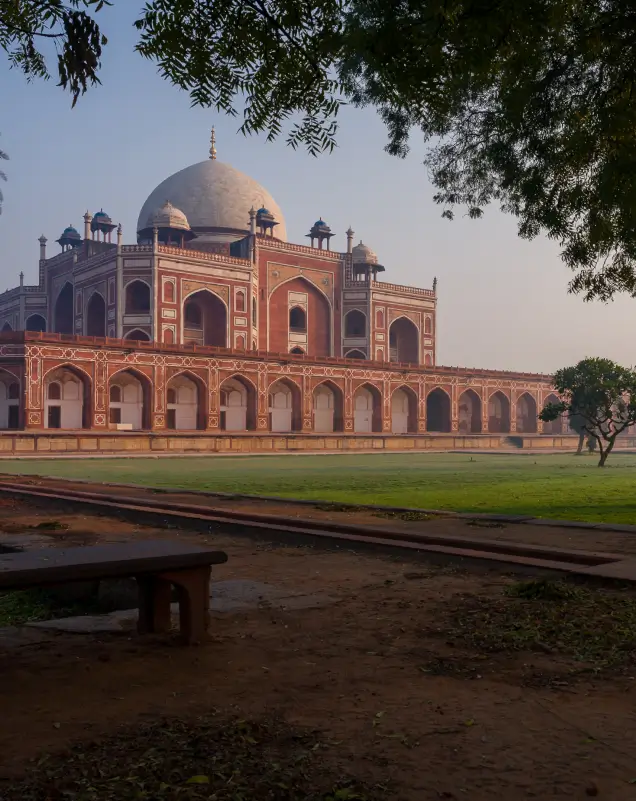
[[209, 126, 217, 160]]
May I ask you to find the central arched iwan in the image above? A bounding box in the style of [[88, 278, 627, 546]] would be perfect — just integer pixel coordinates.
[[183, 289, 227, 347], [269, 277, 331, 357]]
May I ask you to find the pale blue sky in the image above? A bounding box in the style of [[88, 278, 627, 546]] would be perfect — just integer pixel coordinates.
[[0, 2, 633, 373]]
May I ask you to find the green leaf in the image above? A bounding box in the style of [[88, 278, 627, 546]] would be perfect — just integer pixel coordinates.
[[186, 775, 210, 784]]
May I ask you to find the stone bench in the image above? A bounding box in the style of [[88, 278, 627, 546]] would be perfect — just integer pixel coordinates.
[[0, 540, 228, 644]]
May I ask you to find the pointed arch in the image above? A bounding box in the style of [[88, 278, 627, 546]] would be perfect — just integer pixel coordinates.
[[1, 322, 12, 333], [108, 367, 152, 430], [125, 280, 151, 314], [86, 291, 106, 337], [426, 387, 451, 432], [44, 363, 92, 429], [268, 376, 302, 431], [269, 275, 331, 357], [124, 329, 150, 342], [289, 306, 307, 332], [458, 389, 482, 434], [489, 390, 511, 433], [53, 282, 74, 334], [220, 373, 257, 431], [313, 379, 344, 432], [182, 288, 228, 348], [353, 382, 382, 432], [516, 392, 538, 433], [388, 316, 419, 364], [25, 314, 46, 332], [391, 384, 417, 433], [344, 309, 366, 337], [542, 393, 563, 434], [166, 370, 206, 430], [345, 349, 366, 360]]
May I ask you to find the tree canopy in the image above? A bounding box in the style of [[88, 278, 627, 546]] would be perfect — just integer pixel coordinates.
[[4, 1, 636, 301], [539, 358, 636, 466]]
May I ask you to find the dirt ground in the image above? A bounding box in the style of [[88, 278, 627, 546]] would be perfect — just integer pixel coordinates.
[[1, 496, 636, 799]]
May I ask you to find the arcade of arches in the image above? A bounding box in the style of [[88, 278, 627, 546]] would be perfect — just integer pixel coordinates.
[[4, 376, 565, 433]]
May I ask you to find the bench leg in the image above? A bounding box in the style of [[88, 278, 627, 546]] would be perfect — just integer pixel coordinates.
[[157, 566, 211, 644], [136, 575, 172, 635]]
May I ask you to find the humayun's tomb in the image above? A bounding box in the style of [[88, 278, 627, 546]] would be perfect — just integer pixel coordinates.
[[0, 131, 575, 454]]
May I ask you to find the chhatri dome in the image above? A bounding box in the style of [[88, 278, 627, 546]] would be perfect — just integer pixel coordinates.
[[136, 128, 286, 244]]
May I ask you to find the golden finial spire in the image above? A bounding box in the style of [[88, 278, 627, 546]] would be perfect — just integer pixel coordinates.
[[209, 127, 217, 160]]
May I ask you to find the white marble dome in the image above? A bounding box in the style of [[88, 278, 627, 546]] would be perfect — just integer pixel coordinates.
[[146, 201, 191, 232], [352, 241, 378, 264], [137, 159, 286, 242]]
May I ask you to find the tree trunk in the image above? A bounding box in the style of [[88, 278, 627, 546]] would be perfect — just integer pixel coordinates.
[[597, 435, 617, 467], [575, 431, 585, 454]]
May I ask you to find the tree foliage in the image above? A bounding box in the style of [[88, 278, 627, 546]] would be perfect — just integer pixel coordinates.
[[6, 1, 636, 301], [540, 358, 636, 466], [0, 0, 107, 105]]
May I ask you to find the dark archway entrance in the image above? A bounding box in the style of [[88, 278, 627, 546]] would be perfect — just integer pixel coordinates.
[[426, 388, 451, 432], [25, 314, 46, 332], [541, 393, 563, 435], [183, 290, 227, 347], [489, 391, 511, 433], [54, 282, 74, 334], [516, 393, 538, 433], [86, 293, 106, 337], [389, 317, 419, 363], [458, 389, 482, 433]]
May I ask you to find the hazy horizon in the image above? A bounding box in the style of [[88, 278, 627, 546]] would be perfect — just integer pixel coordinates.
[[1, 3, 633, 375]]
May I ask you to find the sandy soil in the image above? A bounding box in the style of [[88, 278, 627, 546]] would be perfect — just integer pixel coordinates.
[[0, 497, 635, 799]]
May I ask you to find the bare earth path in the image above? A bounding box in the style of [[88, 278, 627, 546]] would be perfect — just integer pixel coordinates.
[[0, 494, 635, 799]]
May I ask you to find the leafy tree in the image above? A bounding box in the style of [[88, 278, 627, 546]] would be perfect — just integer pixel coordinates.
[[540, 358, 636, 467], [6, 1, 636, 302]]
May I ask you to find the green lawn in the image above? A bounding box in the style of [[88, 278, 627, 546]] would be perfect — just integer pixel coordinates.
[[2, 451, 636, 524]]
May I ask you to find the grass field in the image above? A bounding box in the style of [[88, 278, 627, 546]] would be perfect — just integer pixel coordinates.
[[2, 451, 636, 524]]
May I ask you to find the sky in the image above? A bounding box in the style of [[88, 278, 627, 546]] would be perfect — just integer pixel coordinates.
[[0, 3, 634, 374]]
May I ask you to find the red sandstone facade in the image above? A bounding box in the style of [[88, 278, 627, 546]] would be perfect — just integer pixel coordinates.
[[0, 142, 561, 442]]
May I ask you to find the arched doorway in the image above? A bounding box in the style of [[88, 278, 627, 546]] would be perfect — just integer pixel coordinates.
[[124, 329, 150, 342], [54, 283, 74, 335], [166, 373, 203, 430], [183, 290, 227, 347], [345, 349, 366, 360], [489, 391, 511, 433], [541, 393, 563, 434], [25, 314, 46, 332], [269, 277, 331, 357], [516, 393, 538, 433], [268, 378, 302, 432], [313, 381, 344, 432], [86, 292, 106, 337], [125, 281, 151, 314], [1, 323, 12, 333], [220, 376, 257, 431], [354, 383, 382, 433], [458, 390, 482, 433], [391, 386, 417, 433], [44, 366, 90, 429], [108, 370, 151, 430], [426, 388, 451, 432], [344, 309, 366, 337], [0, 372, 20, 429], [389, 317, 419, 363]]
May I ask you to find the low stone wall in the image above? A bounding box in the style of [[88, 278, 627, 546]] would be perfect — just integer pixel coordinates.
[[0, 431, 626, 456]]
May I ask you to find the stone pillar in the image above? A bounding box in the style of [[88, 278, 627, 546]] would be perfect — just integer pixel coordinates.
[[207, 363, 220, 430], [417, 378, 427, 432], [382, 378, 391, 432], [302, 374, 313, 431], [451, 383, 459, 433], [153, 363, 165, 430], [92, 358, 108, 429], [344, 373, 354, 432], [23, 353, 44, 429], [481, 387, 489, 432], [257, 368, 269, 430]]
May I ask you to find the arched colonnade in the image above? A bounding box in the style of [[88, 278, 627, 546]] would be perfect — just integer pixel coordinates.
[[11, 362, 560, 435]]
